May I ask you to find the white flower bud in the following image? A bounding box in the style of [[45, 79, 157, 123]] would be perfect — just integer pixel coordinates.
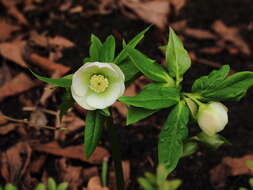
[[71, 62, 125, 110], [197, 102, 228, 136]]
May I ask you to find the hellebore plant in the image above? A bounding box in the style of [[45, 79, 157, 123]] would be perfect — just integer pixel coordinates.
[[31, 27, 253, 189]]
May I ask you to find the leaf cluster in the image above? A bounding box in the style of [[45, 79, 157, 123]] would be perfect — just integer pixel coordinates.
[[0, 178, 68, 190], [138, 164, 182, 190]]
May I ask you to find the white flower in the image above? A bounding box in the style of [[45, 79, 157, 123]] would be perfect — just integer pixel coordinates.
[[71, 62, 125, 110], [197, 102, 228, 136]]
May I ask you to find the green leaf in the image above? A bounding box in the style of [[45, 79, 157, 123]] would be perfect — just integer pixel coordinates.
[[4, 184, 17, 190], [194, 132, 231, 149], [127, 48, 175, 85], [118, 58, 140, 82], [119, 83, 180, 110], [34, 184, 46, 190], [249, 178, 253, 188], [115, 26, 151, 64], [56, 183, 69, 190], [239, 188, 248, 190], [138, 177, 154, 190], [89, 34, 103, 61], [200, 71, 253, 101], [158, 101, 190, 177], [100, 35, 115, 62], [246, 160, 253, 171], [192, 65, 230, 93], [156, 164, 169, 185], [48, 177, 57, 190], [144, 173, 157, 185], [99, 108, 111, 117], [166, 179, 182, 190], [127, 106, 158, 125], [30, 70, 72, 88], [84, 110, 105, 159], [166, 28, 191, 84], [59, 90, 75, 119], [182, 141, 198, 157]]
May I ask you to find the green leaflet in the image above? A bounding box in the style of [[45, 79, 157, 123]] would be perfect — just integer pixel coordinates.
[[192, 65, 230, 93], [114, 26, 151, 64], [203, 71, 253, 101], [194, 132, 231, 150], [30, 70, 72, 88], [192, 65, 253, 101], [166, 28, 191, 84], [4, 184, 17, 190], [84, 110, 105, 159], [118, 57, 140, 82], [89, 34, 103, 61], [119, 83, 180, 110], [100, 35, 116, 62], [99, 107, 111, 117], [138, 178, 154, 190], [127, 106, 158, 125], [182, 141, 198, 157], [138, 165, 182, 190], [85, 34, 115, 63], [127, 48, 175, 85], [246, 160, 253, 171], [158, 101, 189, 177], [59, 89, 75, 119], [56, 183, 69, 190], [34, 184, 46, 190], [48, 178, 57, 190]]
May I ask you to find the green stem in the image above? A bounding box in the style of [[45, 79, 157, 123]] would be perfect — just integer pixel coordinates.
[[182, 93, 204, 106], [101, 157, 109, 187], [107, 118, 125, 190]]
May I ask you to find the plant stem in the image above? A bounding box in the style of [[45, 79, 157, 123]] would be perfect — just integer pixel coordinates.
[[107, 118, 125, 190], [101, 157, 109, 187]]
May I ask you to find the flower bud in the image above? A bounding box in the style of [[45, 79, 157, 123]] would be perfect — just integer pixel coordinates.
[[71, 62, 125, 110], [197, 102, 228, 136]]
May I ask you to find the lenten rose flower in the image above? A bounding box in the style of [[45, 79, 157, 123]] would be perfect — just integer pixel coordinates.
[[71, 62, 125, 110], [197, 102, 228, 136]]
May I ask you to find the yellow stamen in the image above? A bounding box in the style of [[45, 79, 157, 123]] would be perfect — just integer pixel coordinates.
[[89, 74, 109, 93]]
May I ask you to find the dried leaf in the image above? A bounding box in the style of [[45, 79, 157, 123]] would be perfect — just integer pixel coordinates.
[[48, 36, 75, 49], [184, 28, 216, 40], [109, 161, 130, 190], [210, 154, 253, 185], [29, 109, 48, 129], [0, 142, 32, 183], [0, 73, 39, 102], [212, 20, 251, 55], [200, 47, 223, 54], [69, 6, 83, 14], [58, 112, 84, 141], [30, 31, 75, 49], [32, 141, 109, 164], [0, 123, 17, 135], [0, 19, 20, 41], [28, 53, 70, 75], [169, 0, 186, 14], [57, 158, 83, 190], [0, 40, 27, 68], [121, 0, 170, 29], [86, 176, 109, 190]]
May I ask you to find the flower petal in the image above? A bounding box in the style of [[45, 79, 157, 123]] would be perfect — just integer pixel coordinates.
[[108, 63, 125, 82], [86, 81, 123, 109], [72, 63, 98, 96], [71, 86, 96, 110]]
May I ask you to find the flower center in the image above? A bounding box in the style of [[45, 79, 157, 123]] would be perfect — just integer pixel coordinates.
[[89, 74, 109, 93]]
